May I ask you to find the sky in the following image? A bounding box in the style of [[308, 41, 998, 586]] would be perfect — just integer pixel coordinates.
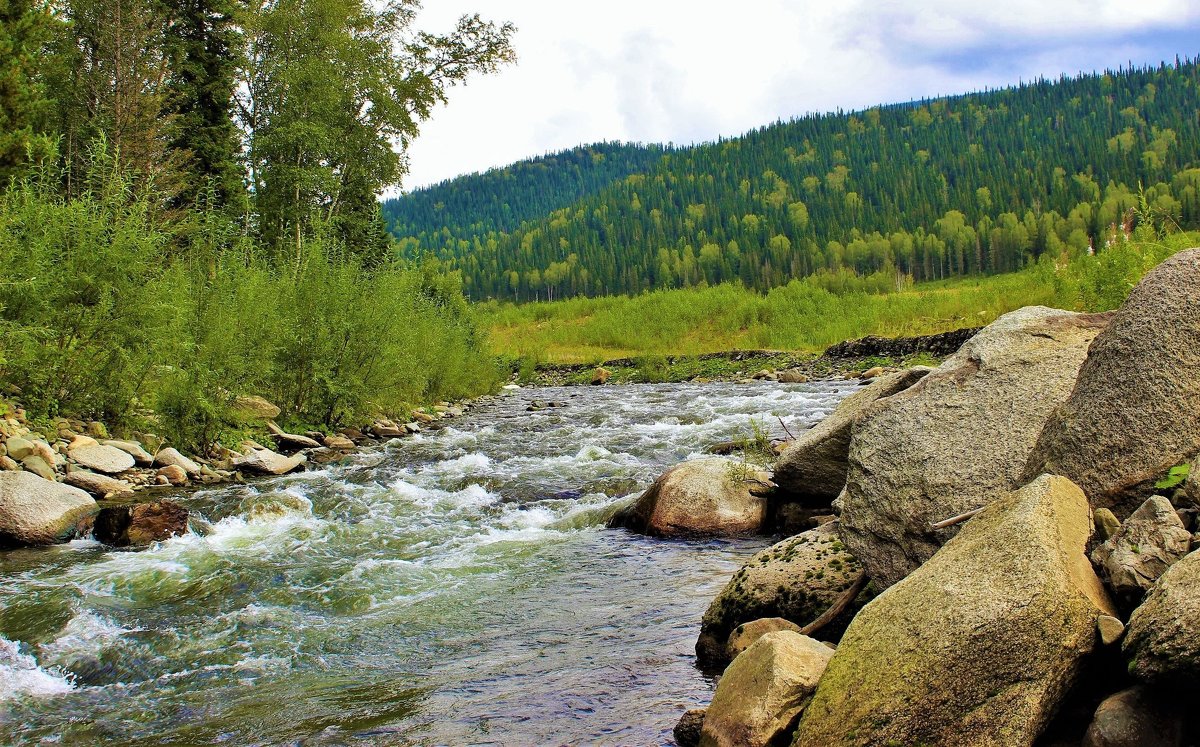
[[400, 0, 1200, 191]]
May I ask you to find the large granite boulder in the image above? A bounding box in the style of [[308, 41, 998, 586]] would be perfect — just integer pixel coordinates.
[[696, 521, 866, 667], [838, 306, 1111, 588], [233, 448, 306, 476], [153, 447, 201, 477], [793, 475, 1116, 747], [1091, 496, 1192, 607], [773, 367, 930, 501], [63, 471, 136, 500], [1123, 549, 1200, 687], [700, 632, 833, 747], [1026, 249, 1200, 515], [607, 458, 771, 538], [67, 436, 135, 475], [0, 471, 97, 546]]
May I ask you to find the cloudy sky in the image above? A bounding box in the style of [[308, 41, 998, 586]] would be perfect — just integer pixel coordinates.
[[401, 1, 1200, 191]]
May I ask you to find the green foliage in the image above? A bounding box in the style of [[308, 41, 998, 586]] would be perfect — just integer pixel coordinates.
[[1155, 464, 1191, 490], [0, 154, 500, 451], [0, 0, 56, 180], [390, 60, 1200, 301]]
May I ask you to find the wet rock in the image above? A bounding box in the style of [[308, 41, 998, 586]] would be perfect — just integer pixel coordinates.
[[793, 475, 1116, 747], [231, 394, 281, 420], [591, 367, 611, 385], [839, 306, 1110, 589], [608, 458, 771, 539], [153, 447, 201, 477], [1082, 686, 1184, 747], [101, 439, 154, 466], [774, 367, 930, 501], [64, 471, 135, 500], [1091, 496, 1192, 606], [1123, 549, 1200, 687], [1026, 248, 1200, 515], [266, 422, 321, 451], [697, 522, 866, 667], [156, 465, 188, 486], [233, 448, 306, 476], [701, 632, 833, 747], [0, 471, 97, 546], [68, 439, 135, 475], [674, 708, 706, 747], [93, 500, 189, 546], [370, 422, 406, 438], [725, 618, 802, 661]]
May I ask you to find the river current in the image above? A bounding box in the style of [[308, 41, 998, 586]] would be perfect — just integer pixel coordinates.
[[0, 381, 847, 746]]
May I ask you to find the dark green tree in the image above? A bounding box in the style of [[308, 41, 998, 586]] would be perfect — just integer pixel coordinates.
[[0, 0, 54, 180]]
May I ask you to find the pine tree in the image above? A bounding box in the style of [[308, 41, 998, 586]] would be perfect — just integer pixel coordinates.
[[0, 0, 53, 180]]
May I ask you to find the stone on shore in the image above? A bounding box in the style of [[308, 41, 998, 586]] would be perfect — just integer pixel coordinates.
[[773, 367, 930, 501], [20, 455, 57, 481], [724, 618, 802, 661], [607, 458, 771, 538], [154, 447, 202, 477], [64, 471, 136, 500], [267, 421, 322, 450], [837, 306, 1110, 589], [101, 439, 154, 466], [0, 471, 97, 546], [322, 434, 356, 450], [4, 435, 36, 461], [233, 447, 307, 476], [696, 521, 865, 667], [793, 475, 1116, 747], [93, 500, 189, 546], [1025, 248, 1200, 515], [1091, 496, 1192, 606], [156, 465, 189, 486], [1123, 549, 1200, 687], [700, 632, 833, 747]]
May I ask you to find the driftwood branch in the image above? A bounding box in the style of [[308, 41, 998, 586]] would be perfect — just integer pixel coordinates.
[[930, 507, 984, 531], [777, 416, 797, 441], [800, 572, 868, 637]]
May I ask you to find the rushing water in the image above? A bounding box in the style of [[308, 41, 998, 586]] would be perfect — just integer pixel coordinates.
[[0, 381, 848, 746]]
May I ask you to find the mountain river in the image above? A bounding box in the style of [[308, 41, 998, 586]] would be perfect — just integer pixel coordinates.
[[0, 381, 848, 746]]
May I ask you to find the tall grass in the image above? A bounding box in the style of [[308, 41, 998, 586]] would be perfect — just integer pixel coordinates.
[[481, 231, 1197, 363]]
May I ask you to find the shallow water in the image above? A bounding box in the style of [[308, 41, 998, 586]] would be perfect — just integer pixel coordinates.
[[0, 381, 847, 746]]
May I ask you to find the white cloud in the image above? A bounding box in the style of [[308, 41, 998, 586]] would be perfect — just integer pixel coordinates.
[[397, 0, 1199, 190]]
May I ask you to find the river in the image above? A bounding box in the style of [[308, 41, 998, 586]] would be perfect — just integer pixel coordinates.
[[0, 381, 847, 746]]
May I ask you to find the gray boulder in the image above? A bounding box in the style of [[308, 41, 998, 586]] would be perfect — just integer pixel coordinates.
[[1091, 496, 1192, 606], [608, 458, 771, 538], [700, 632, 833, 747], [64, 471, 136, 500], [233, 448, 306, 476], [0, 471, 97, 546], [793, 475, 1116, 747], [154, 447, 201, 477], [101, 439, 154, 466], [1082, 686, 1184, 747], [1026, 248, 1200, 515], [1123, 549, 1200, 687], [696, 522, 867, 667], [773, 367, 930, 501], [68, 437, 135, 474], [838, 306, 1110, 588]]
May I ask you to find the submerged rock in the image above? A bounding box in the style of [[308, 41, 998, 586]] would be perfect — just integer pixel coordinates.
[[793, 475, 1116, 747], [773, 367, 930, 501], [1123, 549, 1200, 687], [1026, 248, 1200, 515], [0, 471, 97, 546], [696, 522, 865, 667], [700, 632, 833, 747], [607, 458, 771, 538], [838, 306, 1110, 589], [94, 500, 189, 546], [1091, 496, 1192, 606]]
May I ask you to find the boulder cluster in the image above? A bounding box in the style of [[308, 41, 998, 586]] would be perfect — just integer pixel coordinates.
[[0, 399, 469, 550], [622, 248, 1200, 746]]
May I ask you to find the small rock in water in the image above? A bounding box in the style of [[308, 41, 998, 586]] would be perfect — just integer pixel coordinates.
[[94, 500, 189, 546], [156, 465, 188, 486], [154, 448, 202, 477], [233, 448, 306, 476], [673, 708, 706, 747]]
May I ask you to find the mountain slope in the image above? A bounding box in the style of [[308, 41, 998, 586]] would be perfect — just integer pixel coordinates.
[[388, 59, 1200, 301]]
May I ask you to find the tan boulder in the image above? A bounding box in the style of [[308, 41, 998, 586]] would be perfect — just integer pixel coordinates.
[[725, 618, 802, 660], [700, 632, 833, 747], [674, 708, 706, 747], [322, 434, 356, 450], [156, 465, 189, 486], [838, 306, 1110, 588], [64, 471, 136, 500], [267, 421, 322, 450], [0, 471, 97, 546], [4, 435, 36, 461], [233, 448, 306, 476], [607, 458, 771, 538], [68, 440, 135, 474], [591, 367, 611, 385], [1026, 249, 1200, 514], [773, 367, 930, 501], [793, 475, 1116, 747], [154, 447, 201, 477], [696, 521, 866, 667], [101, 439, 154, 466], [1123, 549, 1200, 687], [231, 394, 281, 421]]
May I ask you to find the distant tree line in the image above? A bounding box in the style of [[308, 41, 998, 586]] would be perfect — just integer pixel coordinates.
[[386, 59, 1200, 300]]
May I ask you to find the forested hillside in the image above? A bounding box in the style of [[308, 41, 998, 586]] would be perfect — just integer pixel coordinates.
[[389, 59, 1200, 300], [381, 142, 669, 237]]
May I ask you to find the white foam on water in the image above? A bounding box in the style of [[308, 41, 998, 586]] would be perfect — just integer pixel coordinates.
[[0, 637, 75, 702], [38, 610, 137, 668]]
